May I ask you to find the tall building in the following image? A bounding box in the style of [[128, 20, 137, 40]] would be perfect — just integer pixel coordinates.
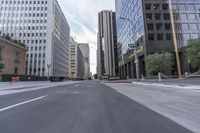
[[78, 43, 90, 79], [115, 0, 200, 78], [69, 37, 84, 79], [0, 0, 70, 77], [97, 10, 118, 77]]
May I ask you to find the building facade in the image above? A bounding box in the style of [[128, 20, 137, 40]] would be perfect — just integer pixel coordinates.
[[115, 0, 200, 78], [97, 10, 118, 77], [0, 37, 26, 76], [69, 37, 84, 79], [0, 0, 70, 77], [78, 43, 90, 79]]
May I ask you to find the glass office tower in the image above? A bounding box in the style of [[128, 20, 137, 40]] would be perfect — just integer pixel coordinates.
[[115, 0, 200, 78]]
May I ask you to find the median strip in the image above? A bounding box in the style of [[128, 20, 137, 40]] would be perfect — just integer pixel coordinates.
[[0, 95, 47, 112]]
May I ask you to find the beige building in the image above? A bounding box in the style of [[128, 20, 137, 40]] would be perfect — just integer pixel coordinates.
[[0, 37, 26, 77], [69, 37, 85, 79]]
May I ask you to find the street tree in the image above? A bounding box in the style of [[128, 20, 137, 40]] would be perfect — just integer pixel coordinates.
[[145, 52, 174, 75], [185, 39, 200, 70]]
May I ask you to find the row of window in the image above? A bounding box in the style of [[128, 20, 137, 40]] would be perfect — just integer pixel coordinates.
[[1, 1, 47, 5], [27, 53, 46, 58], [145, 4, 169, 11], [147, 23, 171, 30], [0, 32, 47, 40], [148, 33, 172, 41], [0, 13, 48, 17], [0, 19, 47, 24], [27, 68, 46, 76], [26, 39, 47, 45], [173, 3, 200, 11], [27, 46, 46, 51], [0, 6, 47, 11], [146, 13, 170, 21]]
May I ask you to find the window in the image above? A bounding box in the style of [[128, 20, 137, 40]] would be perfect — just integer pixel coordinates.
[[156, 23, 162, 30], [148, 34, 154, 41], [191, 34, 199, 39], [165, 23, 171, 30], [146, 13, 152, 20], [157, 33, 164, 41], [179, 4, 186, 10], [14, 67, 18, 74], [189, 14, 196, 20], [182, 23, 189, 30], [190, 24, 198, 30], [187, 4, 194, 10], [145, 4, 151, 10], [0, 46, 4, 60], [155, 13, 161, 20], [147, 23, 154, 30], [153, 4, 160, 10], [162, 4, 168, 10], [164, 13, 170, 20], [166, 33, 172, 40], [180, 14, 187, 20], [15, 51, 20, 63]]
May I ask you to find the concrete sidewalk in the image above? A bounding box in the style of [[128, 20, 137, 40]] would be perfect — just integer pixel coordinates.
[[0, 81, 83, 96], [104, 78, 200, 89], [104, 82, 200, 133], [0, 81, 51, 90]]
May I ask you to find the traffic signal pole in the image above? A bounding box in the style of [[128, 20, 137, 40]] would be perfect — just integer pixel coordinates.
[[134, 49, 139, 81]]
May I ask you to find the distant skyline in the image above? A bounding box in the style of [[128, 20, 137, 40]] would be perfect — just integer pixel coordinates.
[[58, 0, 115, 74]]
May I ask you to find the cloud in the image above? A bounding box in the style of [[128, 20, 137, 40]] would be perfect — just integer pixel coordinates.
[[58, 0, 115, 74]]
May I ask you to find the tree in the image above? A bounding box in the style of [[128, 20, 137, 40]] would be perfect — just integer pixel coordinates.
[[185, 39, 200, 70], [0, 63, 5, 73], [145, 52, 174, 75]]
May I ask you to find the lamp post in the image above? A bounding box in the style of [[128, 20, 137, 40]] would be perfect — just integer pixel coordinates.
[[47, 64, 51, 79], [168, 0, 182, 78], [120, 17, 140, 81]]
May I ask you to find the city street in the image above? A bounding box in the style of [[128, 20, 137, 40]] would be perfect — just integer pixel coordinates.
[[0, 81, 195, 133]]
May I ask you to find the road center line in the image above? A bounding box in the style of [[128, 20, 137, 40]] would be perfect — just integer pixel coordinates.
[[0, 95, 47, 112]]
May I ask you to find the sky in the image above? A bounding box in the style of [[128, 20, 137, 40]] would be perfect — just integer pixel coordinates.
[[57, 0, 115, 74]]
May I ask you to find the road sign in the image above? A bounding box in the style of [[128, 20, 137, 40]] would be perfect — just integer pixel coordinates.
[[128, 41, 139, 49]]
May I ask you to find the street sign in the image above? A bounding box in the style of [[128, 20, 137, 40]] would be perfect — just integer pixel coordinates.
[[128, 41, 139, 49]]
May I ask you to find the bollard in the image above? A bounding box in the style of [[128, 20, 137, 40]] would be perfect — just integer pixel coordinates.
[[158, 72, 162, 81], [185, 72, 188, 78], [141, 74, 144, 81]]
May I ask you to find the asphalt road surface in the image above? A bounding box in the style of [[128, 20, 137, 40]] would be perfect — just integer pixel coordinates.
[[0, 81, 192, 133]]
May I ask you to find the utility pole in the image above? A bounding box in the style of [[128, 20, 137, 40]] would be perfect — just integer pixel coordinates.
[[169, 0, 182, 78]]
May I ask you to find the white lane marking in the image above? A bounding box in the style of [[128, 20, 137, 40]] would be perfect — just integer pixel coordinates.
[[0, 95, 47, 112]]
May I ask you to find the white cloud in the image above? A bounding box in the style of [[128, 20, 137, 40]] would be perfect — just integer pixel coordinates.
[[58, 0, 115, 74]]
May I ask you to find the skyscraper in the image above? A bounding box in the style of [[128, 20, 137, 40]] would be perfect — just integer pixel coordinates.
[[78, 43, 90, 79], [115, 0, 200, 78], [0, 0, 70, 77], [97, 10, 118, 77]]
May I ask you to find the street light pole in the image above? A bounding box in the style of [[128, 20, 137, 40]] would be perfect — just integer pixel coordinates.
[[47, 64, 51, 79], [168, 0, 182, 78], [134, 49, 139, 81]]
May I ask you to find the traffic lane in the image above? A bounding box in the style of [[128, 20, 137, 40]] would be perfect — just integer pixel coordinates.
[[0, 82, 81, 109], [0, 81, 192, 133]]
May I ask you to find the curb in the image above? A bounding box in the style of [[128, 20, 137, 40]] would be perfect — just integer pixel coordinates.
[[132, 82, 200, 90]]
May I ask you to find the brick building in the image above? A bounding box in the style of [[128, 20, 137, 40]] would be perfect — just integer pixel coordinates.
[[0, 37, 26, 80]]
